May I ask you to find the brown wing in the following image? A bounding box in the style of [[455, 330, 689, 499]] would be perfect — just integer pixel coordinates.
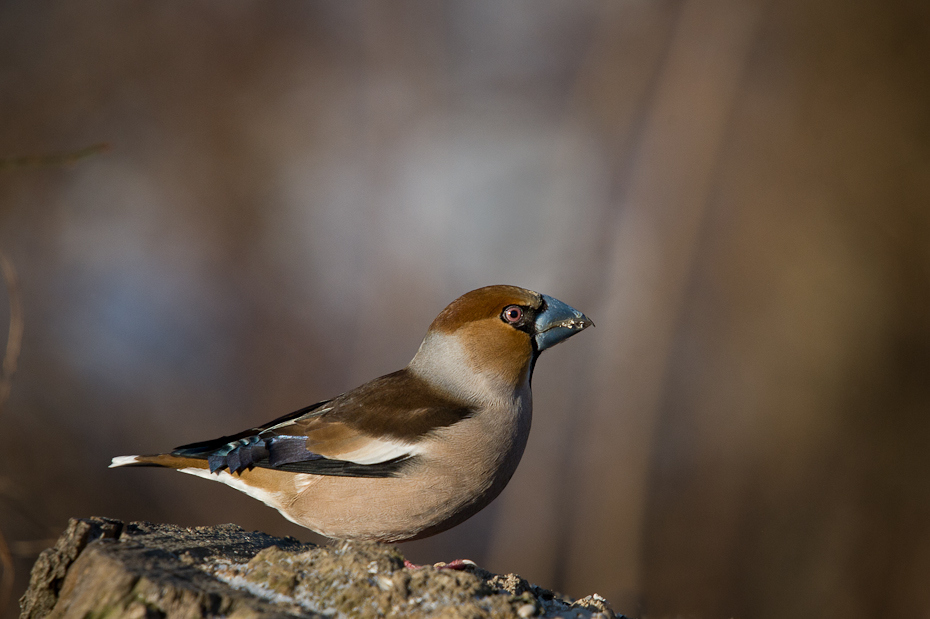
[[170, 369, 474, 477]]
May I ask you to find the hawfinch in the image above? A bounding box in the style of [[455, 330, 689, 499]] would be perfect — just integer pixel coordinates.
[[111, 285, 593, 542]]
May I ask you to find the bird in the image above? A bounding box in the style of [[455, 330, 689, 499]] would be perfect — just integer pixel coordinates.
[[111, 285, 593, 543]]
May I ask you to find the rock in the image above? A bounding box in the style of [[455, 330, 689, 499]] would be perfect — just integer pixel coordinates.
[[20, 517, 624, 619]]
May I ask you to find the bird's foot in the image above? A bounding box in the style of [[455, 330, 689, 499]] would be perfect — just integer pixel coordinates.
[[404, 558, 476, 570]]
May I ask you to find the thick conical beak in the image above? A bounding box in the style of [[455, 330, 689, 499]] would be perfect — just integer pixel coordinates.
[[534, 294, 594, 352]]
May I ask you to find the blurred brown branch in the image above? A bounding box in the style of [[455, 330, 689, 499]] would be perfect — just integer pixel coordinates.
[[0, 140, 105, 617], [0, 142, 110, 171], [0, 528, 11, 615], [0, 252, 22, 613], [0, 252, 23, 413]]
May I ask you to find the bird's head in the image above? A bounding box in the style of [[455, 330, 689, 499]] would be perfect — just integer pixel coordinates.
[[409, 285, 593, 403]]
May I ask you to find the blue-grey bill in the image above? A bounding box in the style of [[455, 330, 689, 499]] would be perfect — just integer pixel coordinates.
[[534, 294, 594, 352]]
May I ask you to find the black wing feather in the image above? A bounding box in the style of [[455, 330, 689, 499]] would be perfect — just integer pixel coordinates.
[[168, 369, 472, 479], [172, 399, 332, 455], [269, 454, 416, 477], [169, 399, 418, 478]]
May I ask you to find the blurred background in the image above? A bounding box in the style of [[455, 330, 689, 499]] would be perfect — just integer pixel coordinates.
[[2, 1, 929, 617]]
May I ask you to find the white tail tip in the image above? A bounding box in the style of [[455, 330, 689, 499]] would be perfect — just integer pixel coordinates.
[[109, 455, 141, 468]]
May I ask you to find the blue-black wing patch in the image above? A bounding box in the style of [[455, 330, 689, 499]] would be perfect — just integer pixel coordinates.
[[172, 433, 415, 478], [170, 399, 416, 479]]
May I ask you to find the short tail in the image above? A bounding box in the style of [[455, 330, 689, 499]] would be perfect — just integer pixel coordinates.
[[109, 454, 209, 470]]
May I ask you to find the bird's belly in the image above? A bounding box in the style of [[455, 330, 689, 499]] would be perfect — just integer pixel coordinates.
[[279, 406, 532, 542]]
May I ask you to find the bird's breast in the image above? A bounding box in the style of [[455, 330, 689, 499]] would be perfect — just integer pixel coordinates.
[[280, 388, 533, 542], [413, 387, 533, 521]]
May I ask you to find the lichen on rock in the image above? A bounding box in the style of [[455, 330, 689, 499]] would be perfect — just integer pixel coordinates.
[[21, 518, 623, 619]]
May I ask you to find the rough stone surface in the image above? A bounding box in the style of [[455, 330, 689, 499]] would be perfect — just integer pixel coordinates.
[[20, 518, 624, 619]]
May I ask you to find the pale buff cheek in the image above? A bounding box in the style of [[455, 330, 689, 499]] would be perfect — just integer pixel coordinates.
[[409, 329, 530, 405], [457, 320, 532, 388]]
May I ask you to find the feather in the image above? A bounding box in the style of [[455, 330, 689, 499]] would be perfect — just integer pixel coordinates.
[[268, 436, 324, 467], [166, 368, 474, 476]]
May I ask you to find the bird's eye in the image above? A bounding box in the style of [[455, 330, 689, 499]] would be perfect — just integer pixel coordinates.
[[502, 305, 523, 324]]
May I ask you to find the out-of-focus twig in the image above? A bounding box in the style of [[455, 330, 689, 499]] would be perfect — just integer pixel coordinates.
[[0, 142, 110, 171], [0, 253, 23, 612], [0, 526, 13, 615], [0, 252, 23, 612], [0, 252, 23, 413]]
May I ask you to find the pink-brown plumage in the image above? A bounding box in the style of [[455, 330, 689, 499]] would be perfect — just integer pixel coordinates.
[[111, 285, 592, 542]]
